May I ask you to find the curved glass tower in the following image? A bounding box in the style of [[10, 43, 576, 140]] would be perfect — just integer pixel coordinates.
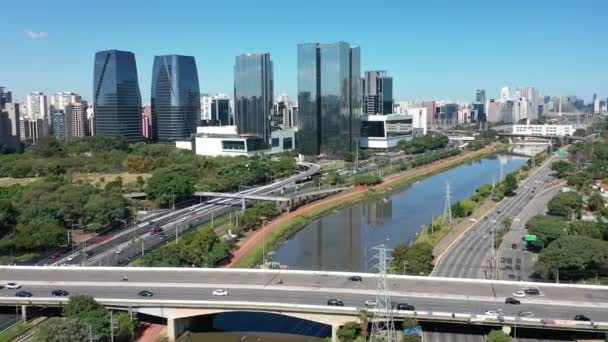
[[297, 42, 361, 158], [151, 55, 200, 143], [234, 53, 273, 147], [93, 50, 142, 142]]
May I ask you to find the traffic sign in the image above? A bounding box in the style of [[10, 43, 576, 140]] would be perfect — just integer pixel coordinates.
[[524, 234, 537, 242]]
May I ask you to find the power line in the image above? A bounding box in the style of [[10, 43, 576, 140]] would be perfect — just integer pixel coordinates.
[[443, 181, 452, 225], [369, 244, 396, 342]]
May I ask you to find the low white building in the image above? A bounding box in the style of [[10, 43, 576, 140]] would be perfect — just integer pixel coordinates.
[[512, 124, 574, 137], [359, 108, 427, 149], [176, 125, 295, 157]]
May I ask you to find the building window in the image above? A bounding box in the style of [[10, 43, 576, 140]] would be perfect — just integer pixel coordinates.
[[271, 138, 280, 147], [222, 140, 246, 151], [361, 121, 385, 138], [283, 137, 293, 150]]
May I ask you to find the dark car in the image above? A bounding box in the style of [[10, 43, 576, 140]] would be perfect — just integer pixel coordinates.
[[138, 290, 154, 297], [574, 315, 591, 321], [511, 243, 517, 249], [51, 289, 69, 297], [348, 276, 362, 282], [327, 299, 344, 306], [50, 253, 61, 260], [505, 297, 521, 305], [497, 210, 502, 214], [85, 251, 94, 257], [15, 291, 33, 297], [524, 288, 540, 295], [395, 303, 415, 311]]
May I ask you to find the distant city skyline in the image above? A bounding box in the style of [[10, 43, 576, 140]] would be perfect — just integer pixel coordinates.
[[2, 0, 607, 103]]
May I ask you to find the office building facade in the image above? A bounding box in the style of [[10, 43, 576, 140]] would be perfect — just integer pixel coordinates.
[[297, 41, 361, 157], [151, 55, 201, 142], [0, 87, 12, 109], [66, 101, 88, 137], [93, 50, 142, 142], [211, 96, 230, 126], [234, 53, 273, 147], [51, 92, 82, 112], [51, 110, 71, 141], [363, 70, 393, 115]]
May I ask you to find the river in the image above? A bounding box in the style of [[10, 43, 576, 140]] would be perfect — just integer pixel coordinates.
[[271, 154, 527, 272]]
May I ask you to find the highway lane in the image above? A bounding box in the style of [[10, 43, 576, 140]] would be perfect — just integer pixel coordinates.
[[433, 155, 559, 279], [1, 282, 607, 324], [51, 162, 321, 267]]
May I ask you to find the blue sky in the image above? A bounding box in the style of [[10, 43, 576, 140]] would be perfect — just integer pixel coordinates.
[[2, 0, 607, 104]]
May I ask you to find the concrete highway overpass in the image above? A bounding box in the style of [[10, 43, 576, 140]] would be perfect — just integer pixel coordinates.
[[0, 267, 607, 341]]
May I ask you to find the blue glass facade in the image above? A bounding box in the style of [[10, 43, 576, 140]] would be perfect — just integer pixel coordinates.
[[93, 50, 142, 142], [297, 42, 361, 158], [151, 55, 200, 142], [234, 53, 273, 147]]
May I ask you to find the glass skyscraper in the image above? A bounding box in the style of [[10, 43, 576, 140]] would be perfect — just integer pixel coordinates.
[[93, 50, 142, 142], [151, 55, 201, 143], [297, 42, 361, 158], [363, 70, 393, 115], [234, 53, 273, 147]]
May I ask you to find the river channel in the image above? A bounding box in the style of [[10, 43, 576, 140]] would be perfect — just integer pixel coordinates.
[[271, 154, 527, 272]]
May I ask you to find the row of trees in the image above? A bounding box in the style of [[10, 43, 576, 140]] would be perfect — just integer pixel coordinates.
[[0, 179, 129, 253], [35, 295, 135, 342], [397, 134, 449, 154]]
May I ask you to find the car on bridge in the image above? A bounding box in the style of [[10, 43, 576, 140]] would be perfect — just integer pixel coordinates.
[[523, 288, 541, 295], [51, 289, 69, 297], [574, 315, 591, 321], [348, 275, 362, 281], [364, 300, 377, 307], [15, 291, 32, 297], [505, 297, 521, 305], [5, 282, 20, 289], [327, 299, 344, 306], [138, 290, 154, 297], [512, 290, 526, 297], [212, 289, 228, 296], [394, 303, 415, 311]]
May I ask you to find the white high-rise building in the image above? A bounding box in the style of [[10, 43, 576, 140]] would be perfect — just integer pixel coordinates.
[[200, 94, 212, 121], [66, 101, 88, 137], [50, 92, 82, 112], [26, 92, 49, 138], [500, 86, 510, 100]]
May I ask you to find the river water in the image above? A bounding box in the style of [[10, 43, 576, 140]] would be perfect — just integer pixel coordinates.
[[271, 154, 527, 272]]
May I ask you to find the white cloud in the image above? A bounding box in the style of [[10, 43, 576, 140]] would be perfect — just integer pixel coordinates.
[[24, 30, 49, 39]]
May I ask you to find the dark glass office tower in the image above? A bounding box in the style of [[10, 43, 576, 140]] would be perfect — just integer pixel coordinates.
[[151, 55, 200, 142], [234, 53, 273, 147], [93, 50, 142, 142], [211, 97, 230, 126], [363, 70, 393, 115], [297, 42, 361, 158]]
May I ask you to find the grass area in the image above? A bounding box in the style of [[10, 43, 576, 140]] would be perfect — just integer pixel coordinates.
[[231, 145, 500, 268], [0, 252, 40, 265], [0, 322, 30, 342]]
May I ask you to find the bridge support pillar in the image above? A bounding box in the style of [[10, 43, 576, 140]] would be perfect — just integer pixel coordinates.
[[167, 316, 188, 342], [331, 324, 339, 342], [20, 305, 26, 322]]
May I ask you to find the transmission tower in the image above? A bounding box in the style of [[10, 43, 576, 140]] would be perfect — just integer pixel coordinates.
[[443, 182, 452, 225], [369, 244, 397, 342]]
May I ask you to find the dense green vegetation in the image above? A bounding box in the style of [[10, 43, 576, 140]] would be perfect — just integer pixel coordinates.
[[397, 134, 449, 154], [546, 192, 583, 218], [392, 242, 434, 275], [487, 330, 512, 342]]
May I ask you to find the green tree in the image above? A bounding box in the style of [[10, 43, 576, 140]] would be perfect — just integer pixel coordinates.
[[503, 173, 518, 194], [84, 192, 129, 231], [569, 220, 605, 239], [392, 243, 434, 275], [535, 235, 608, 280], [547, 192, 583, 218], [451, 200, 475, 218], [337, 321, 360, 342], [551, 160, 575, 178], [146, 168, 196, 207], [34, 317, 90, 342], [0, 199, 18, 237], [588, 193, 605, 212], [526, 215, 570, 249], [116, 312, 136, 342], [63, 295, 110, 340], [487, 330, 512, 342]]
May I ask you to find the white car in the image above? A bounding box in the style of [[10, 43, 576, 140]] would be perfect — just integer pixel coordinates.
[[364, 300, 377, 307], [484, 310, 501, 316], [512, 290, 526, 298], [67, 256, 74, 261], [5, 282, 20, 289], [212, 289, 228, 296], [115, 249, 123, 254]]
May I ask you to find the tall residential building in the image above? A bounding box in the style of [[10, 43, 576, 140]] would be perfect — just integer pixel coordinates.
[[66, 101, 88, 137], [234, 52, 273, 146], [500, 86, 510, 100], [151, 55, 200, 142], [297, 42, 361, 157], [283, 106, 297, 128], [200, 94, 212, 121], [50, 92, 82, 112], [26, 92, 49, 139], [0, 87, 12, 109], [19, 118, 31, 142], [363, 70, 393, 115], [93, 50, 142, 142], [51, 110, 71, 141], [593, 93, 600, 114], [517, 86, 540, 121], [3, 103, 20, 140], [142, 106, 152, 140], [475, 89, 486, 104]]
